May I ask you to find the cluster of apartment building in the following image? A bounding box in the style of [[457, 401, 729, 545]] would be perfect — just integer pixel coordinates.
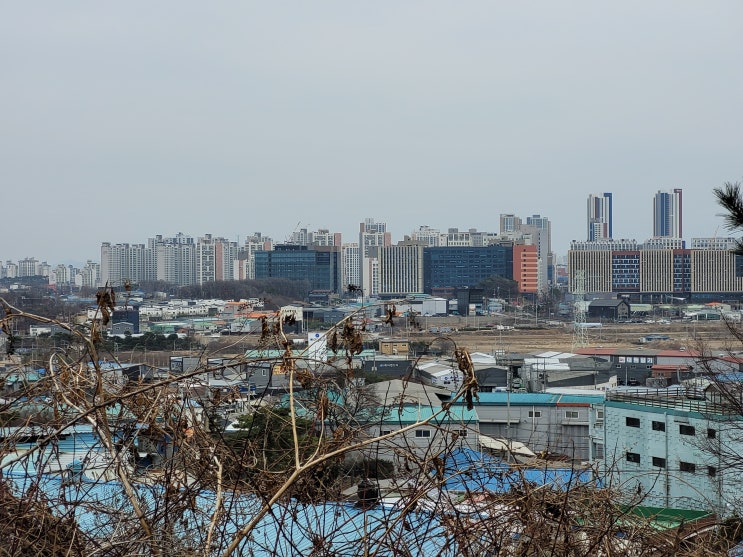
[[91, 216, 553, 297], [0, 258, 100, 289]]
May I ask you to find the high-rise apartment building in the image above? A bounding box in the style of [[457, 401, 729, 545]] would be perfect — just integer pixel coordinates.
[[197, 235, 239, 284], [149, 234, 196, 286], [587, 193, 613, 241], [653, 188, 683, 238], [341, 243, 360, 290], [359, 218, 391, 297], [238, 233, 273, 280], [499, 214, 522, 234], [100, 243, 154, 286], [18, 257, 41, 277], [78, 261, 100, 289]]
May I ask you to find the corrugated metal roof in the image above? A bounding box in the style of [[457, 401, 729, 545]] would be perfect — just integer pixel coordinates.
[[471, 393, 604, 406], [438, 448, 592, 493], [5, 472, 460, 556]]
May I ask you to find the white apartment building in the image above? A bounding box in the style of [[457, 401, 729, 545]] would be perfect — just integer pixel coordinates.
[[341, 243, 360, 290], [359, 218, 391, 297]]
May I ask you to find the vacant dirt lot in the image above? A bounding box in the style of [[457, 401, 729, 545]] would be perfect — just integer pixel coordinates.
[[200, 318, 740, 358], [426, 319, 738, 354]]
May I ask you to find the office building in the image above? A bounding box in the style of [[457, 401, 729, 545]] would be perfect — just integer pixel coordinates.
[[254, 245, 342, 294], [422, 245, 513, 294], [568, 237, 743, 301], [378, 243, 425, 296], [513, 243, 539, 294]]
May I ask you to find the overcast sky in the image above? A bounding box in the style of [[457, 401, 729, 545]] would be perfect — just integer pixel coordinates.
[[2, 2, 741, 265]]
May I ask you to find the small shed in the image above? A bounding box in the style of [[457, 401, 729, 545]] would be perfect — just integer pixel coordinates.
[[378, 338, 409, 356]]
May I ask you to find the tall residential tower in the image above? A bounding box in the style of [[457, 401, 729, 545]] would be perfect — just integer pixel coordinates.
[[587, 192, 613, 241], [653, 188, 683, 238]]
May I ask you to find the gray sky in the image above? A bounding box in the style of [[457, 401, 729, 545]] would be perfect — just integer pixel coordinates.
[[1, 2, 741, 265]]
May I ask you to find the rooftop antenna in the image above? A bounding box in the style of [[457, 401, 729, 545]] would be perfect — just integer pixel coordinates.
[[573, 270, 588, 350]]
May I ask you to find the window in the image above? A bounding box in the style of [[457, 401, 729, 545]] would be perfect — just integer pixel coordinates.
[[381, 429, 392, 436], [652, 457, 666, 468], [708, 466, 717, 477], [626, 452, 641, 463], [596, 410, 604, 420], [415, 429, 431, 438], [626, 417, 640, 428], [262, 369, 267, 376], [528, 410, 542, 418], [707, 428, 717, 439], [679, 425, 696, 436], [458, 429, 468, 437], [593, 442, 604, 459], [565, 411, 579, 419], [652, 420, 665, 432], [680, 461, 696, 473]]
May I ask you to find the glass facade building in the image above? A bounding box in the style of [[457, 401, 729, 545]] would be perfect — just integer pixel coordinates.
[[254, 245, 341, 293], [423, 245, 513, 293]]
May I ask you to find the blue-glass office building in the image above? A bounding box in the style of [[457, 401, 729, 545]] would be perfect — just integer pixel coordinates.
[[423, 245, 513, 293], [254, 245, 342, 294]]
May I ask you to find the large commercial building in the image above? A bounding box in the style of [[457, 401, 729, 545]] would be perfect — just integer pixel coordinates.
[[513, 243, 539, 294], [587, 192, 613, 241], [422, 245, 514, 294], [653, 188, 683, 238], [378, 243, 425, 296], [568, 237, 743, 301], [254, 245, 342, 293]]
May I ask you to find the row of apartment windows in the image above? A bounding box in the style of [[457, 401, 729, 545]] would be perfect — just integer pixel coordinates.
[[627, 416, 716, 438], [626, 452, 716, 476]]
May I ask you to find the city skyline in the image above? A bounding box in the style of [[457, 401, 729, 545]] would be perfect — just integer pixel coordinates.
[[2, 187, 731, 270], [1, 3, 741, 263]]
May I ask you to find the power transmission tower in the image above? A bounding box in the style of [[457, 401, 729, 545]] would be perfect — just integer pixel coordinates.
[[573, 270, 588, 349]]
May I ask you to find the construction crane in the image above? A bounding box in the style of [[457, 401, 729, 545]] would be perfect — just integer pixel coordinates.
[[285, 221, 309, 244]]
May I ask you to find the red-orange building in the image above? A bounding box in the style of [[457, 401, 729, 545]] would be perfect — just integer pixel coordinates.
[[513, 244, 538, 294]]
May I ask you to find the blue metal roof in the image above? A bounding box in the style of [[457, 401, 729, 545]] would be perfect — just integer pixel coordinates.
[[439, 448, 592, 493], [5, 472, 460, 556]]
